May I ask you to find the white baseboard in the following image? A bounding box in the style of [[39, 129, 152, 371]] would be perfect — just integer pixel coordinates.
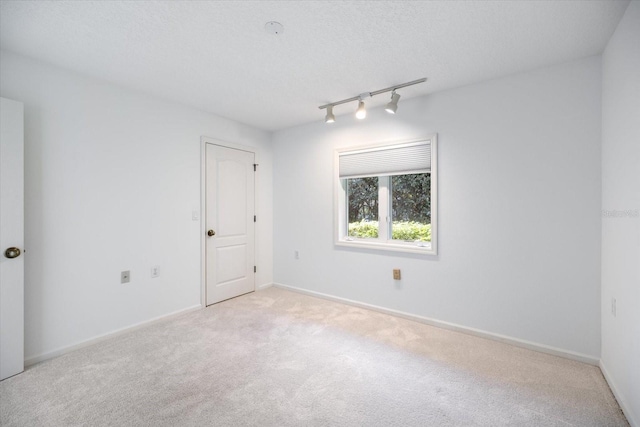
[[25, 304, 202, 367], [272, 283, 600, 366], [600, 360, 638, 427], [257, 282, 274, 291]]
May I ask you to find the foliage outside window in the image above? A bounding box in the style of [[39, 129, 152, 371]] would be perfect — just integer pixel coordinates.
[[336, 137, 437, 254], [347, 177, 379, 238]]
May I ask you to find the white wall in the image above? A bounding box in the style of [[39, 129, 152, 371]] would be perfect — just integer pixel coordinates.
[[0, 50, 273, 362], [272, 56, 602, 359], [601, 1, 640, 425]]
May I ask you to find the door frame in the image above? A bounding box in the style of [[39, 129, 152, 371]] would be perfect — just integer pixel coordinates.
[[200, 136, 260, 308]]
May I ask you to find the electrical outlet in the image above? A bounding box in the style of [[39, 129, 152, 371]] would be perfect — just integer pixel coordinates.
[[121, 270, 130, 284], [294, 250, 300, 260], [393, 269, 401, 280], [611, 298, 616, 317], [151, 266, 160, 278]]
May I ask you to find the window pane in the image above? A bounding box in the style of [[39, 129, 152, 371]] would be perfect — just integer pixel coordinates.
[[347, 177, 379, 238], [391, 173, 431, 242]]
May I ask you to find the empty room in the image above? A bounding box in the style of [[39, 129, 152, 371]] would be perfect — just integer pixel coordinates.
[[0, 1, 638, 426]]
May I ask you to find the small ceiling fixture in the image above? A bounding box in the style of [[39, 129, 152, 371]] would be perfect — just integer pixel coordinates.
[[264, 21, 284, 35], [318, 78, 426, 123]]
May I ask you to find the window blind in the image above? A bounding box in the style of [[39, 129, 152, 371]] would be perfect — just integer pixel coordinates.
[[339, 141, 431, 179]]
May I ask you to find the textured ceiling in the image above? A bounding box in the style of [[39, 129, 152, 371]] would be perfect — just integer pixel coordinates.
[[0, 1, 630, 132]]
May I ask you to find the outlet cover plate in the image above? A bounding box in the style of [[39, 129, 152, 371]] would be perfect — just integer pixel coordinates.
[[121, 270, 130, 284]]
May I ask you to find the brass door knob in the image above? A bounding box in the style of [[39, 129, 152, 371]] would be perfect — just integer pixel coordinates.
[[4, 247, 21, 259], [207, 230, 216, 237]]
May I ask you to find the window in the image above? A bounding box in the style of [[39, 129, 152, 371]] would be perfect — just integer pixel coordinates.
[[335, 137, 437, 254]]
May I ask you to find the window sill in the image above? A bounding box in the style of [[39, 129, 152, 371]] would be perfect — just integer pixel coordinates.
[[335, 239, 436, 255]]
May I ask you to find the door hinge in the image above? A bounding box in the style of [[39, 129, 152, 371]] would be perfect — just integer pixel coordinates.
[[253, 163, 258, 172], [254, 266, 257, 273], [254, 215, 256, 222]]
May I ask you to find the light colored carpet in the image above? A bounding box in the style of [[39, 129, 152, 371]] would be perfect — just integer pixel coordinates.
[[0, 287, 628, 426]]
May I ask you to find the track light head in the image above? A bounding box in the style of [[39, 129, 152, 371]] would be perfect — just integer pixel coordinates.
[[325, 106, 335, 123], [355, 100, 366, 119], [385, 91, 401, 114]]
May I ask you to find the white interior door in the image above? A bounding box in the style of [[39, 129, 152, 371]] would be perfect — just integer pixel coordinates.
[[0, 97, 25, 381], [206, 144, 255, 305]]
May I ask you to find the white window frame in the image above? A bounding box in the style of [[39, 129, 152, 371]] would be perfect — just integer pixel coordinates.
[[334, 136, 438, 255]]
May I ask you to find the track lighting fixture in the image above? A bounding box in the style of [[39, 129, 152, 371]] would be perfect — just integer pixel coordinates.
[[385, 91, 401, 114], [318, 78, 426, 123], [355, 100, 366, 119], [325, 105, 335, 123]]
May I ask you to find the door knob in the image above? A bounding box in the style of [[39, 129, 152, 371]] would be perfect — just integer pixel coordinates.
[[4, 247, 21, 259], [207, 230, 216, 237]]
